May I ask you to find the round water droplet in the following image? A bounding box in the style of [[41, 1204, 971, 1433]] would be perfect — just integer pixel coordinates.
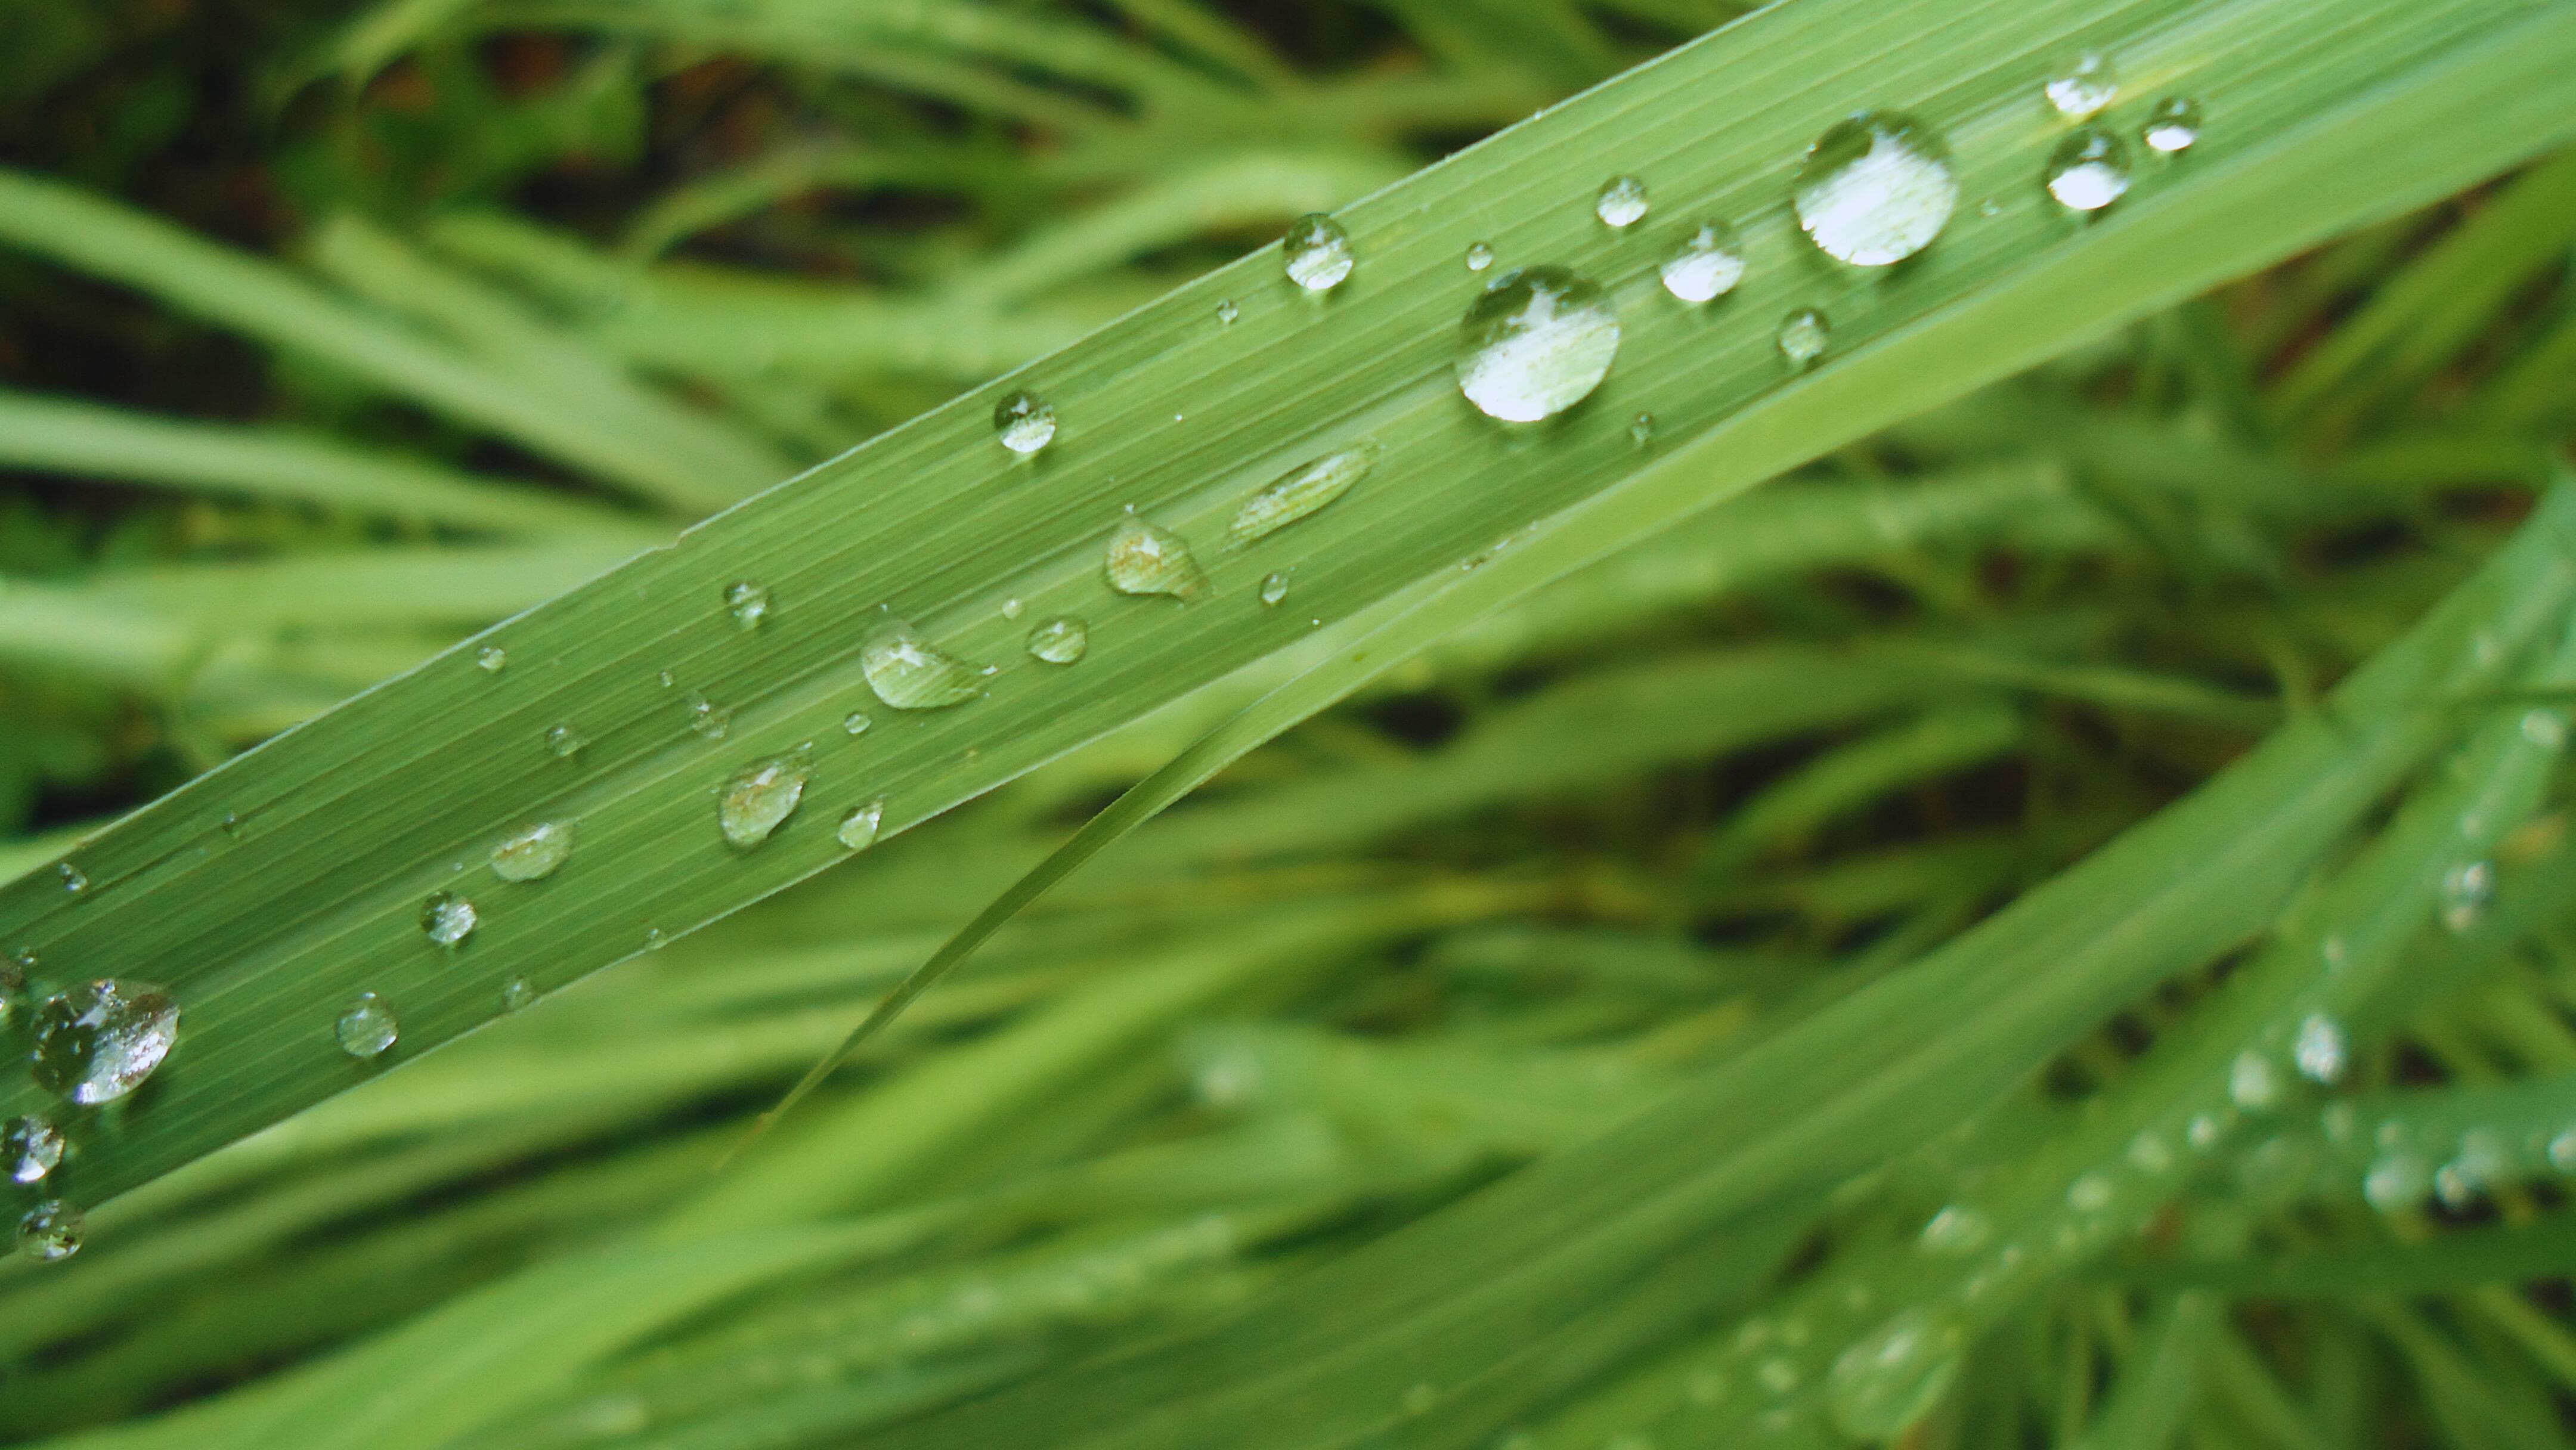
[[544, 724, 589, 759], [685, 692, 732, 740], [862, 616, 983, 709], [2042, 50, 2118, 119], [4, 1116, 63, 1184], [1454, 266, 1621, 424], [57, 863, 86, 896], [725, 581, 772, 631], [1659, 219, 1745, 303], [1917, 1204, 1989, 1254], [2066, 1172, 2113, 1213], [2365, 1152, 2428, 1212], [2440, 860, 2495, 934], [336, 993, 398, 1059], [2229, 1051, 2281, 1111], [491, 821, 575, 883], [1230, 442, 1379, 546], [719, 754, 810, 850], [2522, 709, 2567, 750], [837, 800, 886, 851], [1628, 413, 1655, 445], [501, 977, 537, 1012], [2188, 1111, 2225, 1150], [1465, 241, 1494, 272], [1026, 616, 1089, 664], [2141, 95, 2202, 153], [843, 710, 874, 736], [1283, 213, 1354, 292], [2045, 127, 2132, 211], [16, 1199, 82, 1262], [29, 980, 180, 1105], [1215, 298, 1239, 326], [1778, 307, 1830, 367], [1258, 571, 1290, 607], [476, 646, 507, 674], [1829, 1308, 1966, 1438], [2293, 1013, 2346, 1084], [1793, 111, 1958, 266], [1104, 515, 1210, 600], [994, 391, 1056, 455], [421, 892, 478, 947], [1595, 175, 1649, 229]]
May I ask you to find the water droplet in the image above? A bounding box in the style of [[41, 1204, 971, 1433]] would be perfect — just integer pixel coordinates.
[[2045, 128, 2132, 211], [57, 863, 86, 896], [476, 646, 507, 673], [1465, 241, 1494, 272], [994, 391, 1056, 455], [2548, 1128, 2576, 1174], [2042, 50, 2118, 119], [658, 670, 675, 689], [544, 724, 589, 759], [1284, 213, 1354, 292], [643, 927, 667, 951], [1215, 298, 1239, 325], [1595, 175, 1649, 229], [1828, 1308, 1965, 1438], [1104, 515, 1210, 600], [336, 993, 398, 1059], [862, 616, 984, 709], [2524, 709, 2569, 750], [2365, 1152, 2427, 1212], [1454, 266, 1620, 423], [837, 800, 886, 851], [843, 710, 874, 736], [16, 1200, 81, 1262], [2436, 1129, 2507, 1208], [725, 581, 772, 631], [1793, 111, 1958, 266], [4, 1116, 63, 1184], [1628, 413, 1655, 445], [421, 893, 478, 947], [2141, 95, 2202, 153], [2188, 1111, 2225, 1150], [1001, 597, 1026, 621], [29, 980, 180, 1105], [719, 754, 810, 850], [1230, 442, 1379, 546], [2440, 860, 2495, 933], [1259, 571, 1290, 607], [2229, 1051, 2281, 1111], [2293, 1014, 2346, 1084], [1659, 220, 1745, 302], [501, 977, 537, 1012], [685, 692, 732, 739], [1026, 616, 1089, 664], [1778, 308, 1830, 367], [2066, 1172, 2113, 1212], [1757, 1358, 1798, 1395], [1918, 1204, 1989, 1254], [491, 821, 575, 882], [2128, 1130, 2175, 1174]]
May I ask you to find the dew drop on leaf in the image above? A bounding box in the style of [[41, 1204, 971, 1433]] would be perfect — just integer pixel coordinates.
[[1283, 213, 1354, 292], [2293, 1013, 2346, 1083], [544, 724, 589, 759], [57, 863, 86, 896], [861, 617, 983, 709], [336, 993, 398, 1059], [1659, 220, 1745, 303], [1629, 413, 1655, 445], [719, 754, 810, 850], [1829, 1308, 1965, 1437], [686, 692, 732, 739], [501, 977, 537, 1012], [4, 1116, 63, 1184], [1230, 442, 1379, 546], [1778, 308, 1831, 367], [1104, 515, 1210, 601], [2142, 95, 2203, 153], [422, 892, 478, 948], [1455, 266, 1620, 423], [1259, 571, 1290, 607], [2045, 127, 2132, 210], [843, 709, 874, 736], [993, 390, 1056, 455], [2042, 50, 2118, 119], [837, 800, 886, 851], [1465, 241, 1494, 272], [1594, 175, 1649, 229], [1793, 112, 1958, 266], [1026, 617, 1089, 664], [29, 980, 179, 1105], [1215, 298, 1239, 325], [476, 646, 507, 673], [16, 1199, 81, 1262], [725, 581, 772, 631], [491, 821, 574, 882]]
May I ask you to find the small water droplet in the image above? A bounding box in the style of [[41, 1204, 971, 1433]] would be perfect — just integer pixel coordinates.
[[421, 893, 477, 947], [1794, 111, 1958, 266], [837, 800, 886, 851], [1828, 1307, 1965, 1438], [2141, 95, 2202, 153], [719, 754, 810, 850], [1215, 298, 1239, 326], [1026, 616, 1089, 664], [1659, 219, 1745, 303], [501, 977, 537, 1012], [544, 724, 589, 759], [725, 581, 772, 631], [1465, 241, 1494, 272], [2366, 1152, 2427, 1212], [1258, 571, 1290, 607], [1284, 213, 1354, 292], [1918, 1204, 1989, 1254], [997, 597, 1026, 622], [657, 670, 676, 689], [57, 863, 86, 896], [491, 821, 575, 882], [30, 981, 180, 1105], [2293, 1013, 2346, 1083], [2440, 860, 2495, 933], [4, 1116, 63, 1184], [1455, 266, 1621, 423], [842, 710, 874, 736], [993, 390, 1057, 456], [1230, 442, 1379, 546], [1978, 197, 2002, 218], [2066, 1172, 2113, 1212], [336, 993, 398, 1059], [643, 927, 667, 952], [16, 1199, 81, 1262], [2229, 1051, 2281, 1111], [1628, 413, 1655, 445], [2042, 50, 2118, 119], [685, 692, 732, 739], [1594, 175, 1649, 229], [2045, 128, 2132, 211], [862, 616, 984, 709], [476, 646, 507, 673], [1105, 515, 1210, 600], [1778, 308, 1830, 367]]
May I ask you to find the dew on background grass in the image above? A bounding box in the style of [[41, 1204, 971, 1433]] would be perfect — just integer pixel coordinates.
[[1104, 515, 1211, 600], [16, 1199, 81, 1262], [4, 1115, 63, 1183], [476, 646, 506, 673], [842, 709, 873, 736], [1660, 220, 1745, 302], [1793, 112, 1958, 265], [29, 981, 179, 1105], [2066, 1172, 2113, 1212], [1259, 571, 1290, 607], [2523, 708, 2569, 749], [2043, 50, 2118, 118], [2440, 860, 2495, 932], [2550, 1129, 2576, 1174], [861, 616, 983, 708], [2128, 1130, 2175, 1174], [1454, 267, 1620, 423], [1828, 1308, 1966, 1439], [1465, 241, 1494, 271], [1594, 175, 1649, 228], [837, 800, 886, 851], [685, 692, 732, 740], [1026, 617, 1089, 664], [1284, 213, 1354, 292], [490, 821, 574, 882], [421, 893, 477, 947], [1230, 442, 1379, 545], [2364, 1152, 2427, 1212], [2045, 128, 2132, 210], [544, 724, 588, 759], [336, 993, 398, 1059], [2229, 1050, 2281, 1111], [724, 581, 771, 630], [1778, 308, 1830, 367], [57, 863, 86, 896], [1917, 1204, 1990, 1254], [2294, 1014, 2346, 1083], [719, 754, 810, 849], [993, 391, 1055, 455], [2142, 96, 2203, 153]]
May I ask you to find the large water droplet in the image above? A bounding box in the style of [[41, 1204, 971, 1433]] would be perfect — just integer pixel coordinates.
[[29, 980, 179, 1105], [1231, 442, 1379, 546], [1828, 1308, 1966, 1437], [544, 724, 589, 759], [1026, 617, 1089, 664], [2293, 1013, 2346, 1084], [2043, 51, 2118, 119], [2441, 860, 2494, 933], [1595, 175, 1649, 229], [1284, 213, 1354, 292], [862, 616, 983, 709], [1660, 220, 1745, 303], [719, 754, 810, 850], [2142, 96, 2202, 154], [1104, 515, 1210, 600], [725, 581, 772, 631], [1258, 571, 1290, 607], [837, 800, 886, 851], [1778, 308, 1830, 367], [422, 892, 478, 947], [994, 391, 1057, 456], [686, 691, 732, 740], [491, 822, 574, 883], [57, 863, 86, 896], [16, 1200, 81, 1262], [2045, 128, 2132, 211], [337, 993, 398, 1059], [1793, 112, 1958, 266], [1465, 241, 1494, 272], [4, 1116, 63, 1184], [476, 646, 507, 674], [1455, 266, 1620, 423]]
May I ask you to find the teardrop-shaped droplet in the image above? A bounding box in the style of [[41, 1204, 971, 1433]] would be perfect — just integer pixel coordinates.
[[686, 691, 732, 739], [336, 993, 398, 1059], [57, 863, 86, 896], [1778, 307, 1830, 367], [1793, 111, 1958, 266], [4, 1116, 63, 1184], [476, 646, 507, 673], [16, 1199, 82, 1262], [719, 754, 810, 850], [1829, 1308, 1966, 1438], [1659, 220, 1745, 303], [2045, 127, 2132, 210], [837, 800, 886, 851], [2042, 50, 2118, 119], [2441, 860, 2495, 933], [29, 980, 180, 1105], [1283, 213, 1354, 292], [1104, 515, 1210, 601], [1230, 442, 1379, 546], [861, 616, 983, 709], [1594, 175, 1649, 229], [994, 391, 1057, 455], [1259, 571, 1290, 607], [1465, 241, 1494, 272], [491, 821, 575, 882], [421, 891, 478, 947], [2142, 95, 2202, 153], [725, 581, 772, 631], [2293, 1013, 2346, 1084], [1454, 266, 1621, 424], [1024, 616, 1089, 664], [843, 709, 874, 736], [1215, 298, 1239, 325], [544, 724, 589, 759]]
